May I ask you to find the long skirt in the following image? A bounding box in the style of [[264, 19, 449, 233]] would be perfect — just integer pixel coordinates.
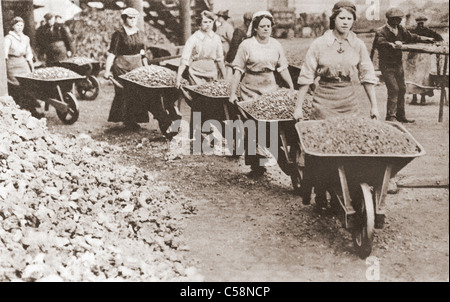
[[108, 54, 149, 124], [239, 71, 280, 166], [6, 56, 35, 110]]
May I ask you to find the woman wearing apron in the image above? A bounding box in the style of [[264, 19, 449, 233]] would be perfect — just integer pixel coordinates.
[[176, 10, 226, 87], [4, 17, 43, 118], [104, 7, 148, 130], [229, 11, 294, 176], [293, 1, 380, 207]]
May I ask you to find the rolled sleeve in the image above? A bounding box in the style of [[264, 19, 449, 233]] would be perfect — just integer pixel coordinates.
[[231, 43, 247, 74], [181, 37, 195, 66], [297, 41, 319, 85], [215, 36, 224, 62], [276, 43, 289, 73], [358, 41, 378, 84]]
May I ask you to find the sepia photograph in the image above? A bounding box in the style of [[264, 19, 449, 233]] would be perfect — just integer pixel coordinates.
[[0, 0, 448, 285]]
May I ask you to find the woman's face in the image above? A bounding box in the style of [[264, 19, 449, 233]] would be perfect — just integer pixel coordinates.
[[200, 16, 214, 32], [13, 22, 24, 33], [334, 9, 354, 35], [256, 17, 272, 39], [126, 15, 138, 27]]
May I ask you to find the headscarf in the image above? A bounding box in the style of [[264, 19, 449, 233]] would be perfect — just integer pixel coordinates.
[[246, 11, 274, 37]]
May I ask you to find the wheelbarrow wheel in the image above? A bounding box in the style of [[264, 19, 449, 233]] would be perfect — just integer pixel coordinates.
[[352, 183, 375, 259], [56, 92, 79, 125], [77, 75, 100, 100]]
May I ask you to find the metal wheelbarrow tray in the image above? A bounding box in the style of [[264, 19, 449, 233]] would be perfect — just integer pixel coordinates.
[[118, 76, 182, 138], [56, 58, 102, 101], [180, 85, 239, 139], [236, 100, 303, 191], [15, 74, 85, 125], [295, 120, 426, 258]]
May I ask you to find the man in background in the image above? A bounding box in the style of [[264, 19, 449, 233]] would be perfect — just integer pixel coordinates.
[[406, 15, 444, 105], [224, 11, 253, 81], [372, 8, 435, 123], [215, 9, 234, 76], [35, 12, 74, 66]]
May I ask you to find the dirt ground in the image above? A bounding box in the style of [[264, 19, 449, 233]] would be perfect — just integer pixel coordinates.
[[41, 38, 449, 282]]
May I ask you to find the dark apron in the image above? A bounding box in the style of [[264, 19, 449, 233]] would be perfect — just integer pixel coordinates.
[[46, 41, 68, 65]]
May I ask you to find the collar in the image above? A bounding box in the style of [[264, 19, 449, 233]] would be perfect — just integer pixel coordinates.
[[7, 31, 23, 41], [386, 23, 398, 34], [324, 30, 357, 47], [195, 30, 215, 40]]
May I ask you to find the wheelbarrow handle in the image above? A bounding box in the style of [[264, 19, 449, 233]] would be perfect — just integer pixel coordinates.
[[235, 98, 248, 120], [107, 76, 124, 89], [179, 85, 193, 106]]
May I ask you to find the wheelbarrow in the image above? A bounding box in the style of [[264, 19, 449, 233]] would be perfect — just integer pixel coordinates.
[[294, 120, 426, 258], [235, 100, 303, 193], [15, 73, 84, 125], [117, 75, 182, 139], [180, 85, 239, 140], [56, 57, 101, 101]]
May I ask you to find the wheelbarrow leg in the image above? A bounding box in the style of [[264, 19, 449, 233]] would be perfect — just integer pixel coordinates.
[[373, 164, 392, 229], [335, 165, 356, 228]]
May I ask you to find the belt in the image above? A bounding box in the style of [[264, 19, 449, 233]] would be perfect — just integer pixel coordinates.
[[8, 54, 25, 58], [246, 69, 273, 75], [319, 76, 351, 83]]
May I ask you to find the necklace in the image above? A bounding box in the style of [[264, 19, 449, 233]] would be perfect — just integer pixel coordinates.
[[337, 40, 344, 54]]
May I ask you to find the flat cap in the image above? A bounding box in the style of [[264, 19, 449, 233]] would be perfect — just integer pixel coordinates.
[[43, 12, 54, 20], [415, 15, 428, 22], [386, 7, 404, 18], [217, 10, 230, 19], [121, 7, 140, 17]]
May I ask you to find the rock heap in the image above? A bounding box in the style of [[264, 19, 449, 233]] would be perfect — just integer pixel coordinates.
[[0, 97, 201, 282]]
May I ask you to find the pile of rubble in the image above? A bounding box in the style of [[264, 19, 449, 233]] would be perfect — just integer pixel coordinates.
[[0, 97, 202, 282]]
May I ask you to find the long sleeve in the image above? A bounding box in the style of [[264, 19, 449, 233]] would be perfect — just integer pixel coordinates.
[[297, 40, 319, 85], [25, 36, 34, 62], [180, 36, 195, 66]]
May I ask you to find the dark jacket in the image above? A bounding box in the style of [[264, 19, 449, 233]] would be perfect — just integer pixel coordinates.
[[411, 26, 443, 42], [372, 25, 429, 68], [225, 24, 249, 65], [36, 23, 74, 57]]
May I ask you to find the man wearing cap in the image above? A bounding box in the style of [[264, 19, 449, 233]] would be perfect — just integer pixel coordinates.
[[215, 10, 234, 63], [372, 7, 435, 123], [405, 15, 444, 105], [35, 12, 74, 66], [225, 11, 253, 81]]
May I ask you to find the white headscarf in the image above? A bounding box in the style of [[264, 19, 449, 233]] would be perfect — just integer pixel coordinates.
[[246, 11, 274, 38]]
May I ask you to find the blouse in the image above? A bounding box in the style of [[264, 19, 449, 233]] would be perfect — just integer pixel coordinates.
[[232, 37, 289, 74], [108, 27, 146, 56], [298, 30, 378, 85], [180, 30, 224, 66], [4, 31, 33, 61]]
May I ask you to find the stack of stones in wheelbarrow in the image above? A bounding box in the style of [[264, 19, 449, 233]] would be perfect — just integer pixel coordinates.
[[241, 88, 313, 121], [29, 67, 81, 80], [61, 57, 98, 65], [191, 80, 240, 97], [122, 65, 188, 87], [0, 97, 202, 282], [298, 116, 421, 155]]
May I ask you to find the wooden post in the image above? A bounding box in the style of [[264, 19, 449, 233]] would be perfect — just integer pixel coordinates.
[[0, 0, 9, 96], [180, 0, 191, 45], [22, 0, 35, 49]]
